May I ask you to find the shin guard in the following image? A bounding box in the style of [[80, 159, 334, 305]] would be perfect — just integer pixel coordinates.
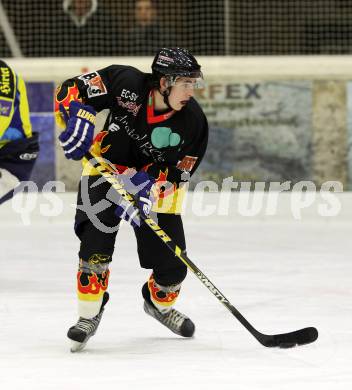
[[76, 254, 111, 318]]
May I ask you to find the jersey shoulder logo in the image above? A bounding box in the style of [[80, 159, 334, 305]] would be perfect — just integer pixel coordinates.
[[78, 71, 107, 98]]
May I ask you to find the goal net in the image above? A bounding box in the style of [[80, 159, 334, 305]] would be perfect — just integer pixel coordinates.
[[1, 0, 352, 58]]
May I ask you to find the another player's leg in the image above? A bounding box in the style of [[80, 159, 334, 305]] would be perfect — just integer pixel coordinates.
[[0, 168, 19, 204], [135, 213, 195, 337]]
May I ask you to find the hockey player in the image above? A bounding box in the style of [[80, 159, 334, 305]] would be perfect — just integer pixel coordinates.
[[55, 48, 208, 352], [0, 60, 39, 205]]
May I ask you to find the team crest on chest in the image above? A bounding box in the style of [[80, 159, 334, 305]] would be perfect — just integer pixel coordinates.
[[116, 97, 141, 116], [151, 127, 181, 149]]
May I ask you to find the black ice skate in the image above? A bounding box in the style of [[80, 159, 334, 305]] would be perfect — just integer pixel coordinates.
[[142, 283, 195, 338], [67, 292, 109, 352]]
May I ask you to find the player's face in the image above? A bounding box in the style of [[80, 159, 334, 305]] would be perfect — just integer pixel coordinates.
[[168, 77, 197, 111]]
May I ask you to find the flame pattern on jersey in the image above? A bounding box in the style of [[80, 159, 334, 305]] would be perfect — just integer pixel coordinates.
[[54, 81, 82, 129], [94, 130, 111, 154], [142, 164, 177, 199], [82, 131, 130, 177], [155, 168, 177, 199]]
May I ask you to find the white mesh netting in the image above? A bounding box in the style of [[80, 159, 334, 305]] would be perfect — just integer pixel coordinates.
[[2, 0, 352, 58]]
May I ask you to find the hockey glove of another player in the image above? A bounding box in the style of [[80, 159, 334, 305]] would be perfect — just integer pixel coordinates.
[[115, 170, 156, 228], [58, 101, 96, 160]]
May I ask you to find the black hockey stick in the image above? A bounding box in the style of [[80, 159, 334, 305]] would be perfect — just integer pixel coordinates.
[[84, 152, 318, 348]]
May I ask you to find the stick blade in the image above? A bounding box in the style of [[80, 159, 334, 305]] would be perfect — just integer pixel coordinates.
[[261, 327, 318, 348]]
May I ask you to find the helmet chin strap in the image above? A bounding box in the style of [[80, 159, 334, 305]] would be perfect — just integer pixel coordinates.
[[158, 77, 174, 110], [162, 88, 174, 110]]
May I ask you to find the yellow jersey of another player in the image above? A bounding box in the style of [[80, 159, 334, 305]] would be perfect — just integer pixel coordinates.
[[0, 60, 32, 149]]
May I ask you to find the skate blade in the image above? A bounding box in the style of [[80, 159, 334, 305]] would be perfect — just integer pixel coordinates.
[[70, 340, 88, 353]]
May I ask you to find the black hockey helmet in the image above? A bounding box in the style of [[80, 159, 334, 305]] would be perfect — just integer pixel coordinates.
[[151, 47, 204, 89], [152, 47, 202, 80]]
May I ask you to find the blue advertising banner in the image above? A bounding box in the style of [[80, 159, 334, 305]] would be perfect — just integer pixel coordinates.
[[26, 82, 55, 189]]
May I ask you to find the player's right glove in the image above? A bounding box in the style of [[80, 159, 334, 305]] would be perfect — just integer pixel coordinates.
[[114, 170, 156, 228], [58, 101, 96, 160]]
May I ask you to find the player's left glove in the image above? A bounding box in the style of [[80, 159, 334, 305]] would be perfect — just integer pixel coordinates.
[[58, 101, 96, 160], [115, 170, 156, 228]]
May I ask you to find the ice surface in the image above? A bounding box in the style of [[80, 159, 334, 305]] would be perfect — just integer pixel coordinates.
[[0, 194, 351, 390]]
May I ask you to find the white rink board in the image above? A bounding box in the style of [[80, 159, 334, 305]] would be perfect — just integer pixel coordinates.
[[6, 55, 352, 82], [0, 193, 351, 390]]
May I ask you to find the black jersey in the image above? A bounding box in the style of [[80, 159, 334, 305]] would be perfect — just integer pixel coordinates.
[[68, 65, 208, 184]]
